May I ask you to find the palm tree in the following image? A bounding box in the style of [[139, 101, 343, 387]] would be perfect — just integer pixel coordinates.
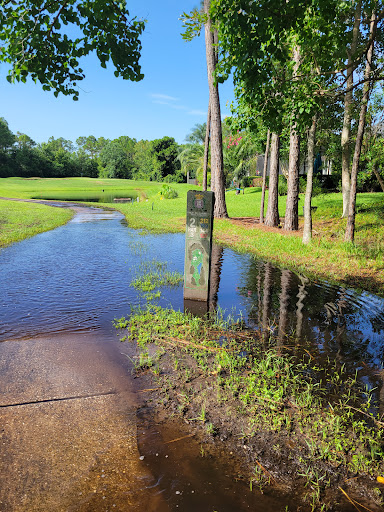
[[177, 144, 209, 185], [185, 123, 207, 145]]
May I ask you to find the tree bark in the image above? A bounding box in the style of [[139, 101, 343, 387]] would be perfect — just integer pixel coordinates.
[[284, 46, 301, 231], [284, 125, 300, 230], [204, 0, 228, 218], [302, 115, 317, 245], [341, 0, 361, 218], [265, 132, 280, 227], [203, 101, 211, 192], [372, 164, 384, 193], [260, 129, 270, 224], [345, 13, 376, 243]]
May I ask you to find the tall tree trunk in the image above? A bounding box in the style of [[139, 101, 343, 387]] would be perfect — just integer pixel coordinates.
[[303, 115, 317, 244], [284, 125, 300, 230], [372, 164, 384, 192], [284, 46, 301, 231], [265, 132, 280, 227], [203, 101, 211, 192], [260, 129, 270, 224], [341, 0, 362, 218], [345, 13, 376, 243], [204, 0, 228, 218]]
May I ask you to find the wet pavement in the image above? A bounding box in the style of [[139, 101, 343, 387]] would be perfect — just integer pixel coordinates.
[[0, 332, 167, 512]]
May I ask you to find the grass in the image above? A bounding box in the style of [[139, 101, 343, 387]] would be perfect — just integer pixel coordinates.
[[117, 302, 384, 511], [1, 177, 384, 295], [0, 198, 73, 248]]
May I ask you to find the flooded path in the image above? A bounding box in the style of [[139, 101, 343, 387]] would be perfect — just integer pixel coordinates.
[[1, 203, 384, 510], [0, 205, 283, 511]]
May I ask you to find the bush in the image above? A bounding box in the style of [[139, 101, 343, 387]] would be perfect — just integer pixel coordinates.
[[241, 176, 255, 188], [158, 184, 178, 199]]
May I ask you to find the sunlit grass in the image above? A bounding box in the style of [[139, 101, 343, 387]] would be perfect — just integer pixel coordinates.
[[0, 199, 73, 248], [117, 302, 384, 510], [1, 177, 383, 294]]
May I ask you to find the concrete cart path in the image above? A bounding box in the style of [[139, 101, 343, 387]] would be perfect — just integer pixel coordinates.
[[0, 332, 168, 512]]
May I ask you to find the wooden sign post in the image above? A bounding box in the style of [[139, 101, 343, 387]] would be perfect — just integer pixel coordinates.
[[183, 190, 214, 303]]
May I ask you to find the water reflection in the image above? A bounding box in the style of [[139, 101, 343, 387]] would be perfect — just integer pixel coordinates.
[[1, 206, 383, 396]]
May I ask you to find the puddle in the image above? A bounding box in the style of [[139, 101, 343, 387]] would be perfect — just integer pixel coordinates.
[[136, 407, 291, 512]]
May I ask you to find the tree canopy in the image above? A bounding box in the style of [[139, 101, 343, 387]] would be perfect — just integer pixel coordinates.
[[0, 0, 145, 99]]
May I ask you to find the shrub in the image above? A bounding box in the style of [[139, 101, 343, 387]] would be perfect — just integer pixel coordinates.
[[158, 184, 178, 199]]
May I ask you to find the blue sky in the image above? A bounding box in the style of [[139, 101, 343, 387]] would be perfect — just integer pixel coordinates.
[[0, 1, 234, 146]]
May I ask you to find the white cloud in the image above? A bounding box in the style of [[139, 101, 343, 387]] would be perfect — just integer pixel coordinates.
[[150, 93, 179, 102], [188, 109, 207, 116]]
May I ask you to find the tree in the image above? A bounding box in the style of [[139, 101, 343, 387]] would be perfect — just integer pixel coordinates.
[[203, 103, 211, 191], [99, 139, 134, 179], [0, 0, 145, 99], [151, 136, 182, 182], [185, 123, 207, 145], [76, 136, 104, 160], [341, 0, 362, 218], [178, 144, 206, 182], [133, 140, 153, 180], [345, 11, 377, 243], [15, 132, 36, 150], [264, 133, 280, 227], [284, 46, 301, 232], [181, 2, 227, 215], [302, 115, 317, 244], [204, 0, 228, 218], [260, 130, 270, 224], [0, 117, 15, 151]]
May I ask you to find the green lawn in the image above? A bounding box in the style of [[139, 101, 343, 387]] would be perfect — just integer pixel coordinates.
[[1, 177, 383, 295], [0, 198, 73, 247]]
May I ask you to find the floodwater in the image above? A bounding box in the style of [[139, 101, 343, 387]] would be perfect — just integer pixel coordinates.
[[1, 203, 384, 510]]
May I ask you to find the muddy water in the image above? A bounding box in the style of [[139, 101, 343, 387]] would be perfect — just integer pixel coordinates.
[[1, 204, 384, 510]]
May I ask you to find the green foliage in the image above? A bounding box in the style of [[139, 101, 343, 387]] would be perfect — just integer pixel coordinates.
[[0, 118, 15, 151], [158, 184, 178, 199], [130, 259, 182, 292], [185, 123, 207, 145], [278, 175, 288, 196], [0, 0, 145, 99], [178, 143, 205, 180], [121, 303, 384, 496], [99, 137, 136, 179], [180, 8, 207, 41], [151, 136, 182, 182]]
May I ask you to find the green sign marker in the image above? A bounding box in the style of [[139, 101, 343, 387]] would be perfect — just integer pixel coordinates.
[[184, 190, 214, 302]]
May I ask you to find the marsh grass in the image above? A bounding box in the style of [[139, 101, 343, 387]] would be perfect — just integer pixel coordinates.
[[118, 303, 384, 510]]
